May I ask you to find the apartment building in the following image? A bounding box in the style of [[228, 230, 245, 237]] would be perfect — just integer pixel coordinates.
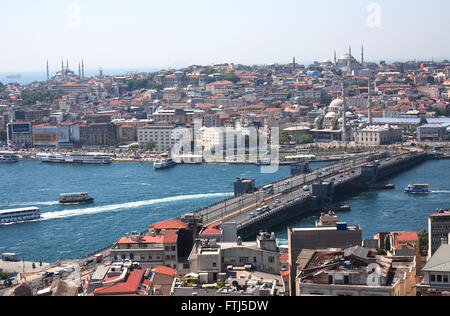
[[428, 209, 450, 258], [288, 223, 362, 296], [138, 123, 181, 152], [109, 230, 179, 270], [355, 125, 402, 146], [295, 247, 417, 296], [417, 244, 450, 296], [188, 232, 281, 283]]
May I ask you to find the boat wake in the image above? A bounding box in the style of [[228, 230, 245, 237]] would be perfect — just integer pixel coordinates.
[[7, 201, 60, 207], [431, 190, 450, 194], [40, 192, 232, 221]]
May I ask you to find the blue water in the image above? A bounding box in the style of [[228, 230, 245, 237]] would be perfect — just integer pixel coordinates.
[[1, 160, 448, 262], [274, 159, 450, 245], [0, 161, 330, 262]]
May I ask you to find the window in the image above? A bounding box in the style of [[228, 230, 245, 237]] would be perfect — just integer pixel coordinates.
[[328, 275, 334, 285], [212, 262, 217, 268], [437, 275, 443, 283], [444, 275, 449, 283], [431, 275, 436, 282]]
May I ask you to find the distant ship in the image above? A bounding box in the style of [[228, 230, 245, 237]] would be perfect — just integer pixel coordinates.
[[5, 74, 22, 79], [404, 184, 429, 194], [59, 193, 94, 205], [255, 159, 271, 166], [0, 207, 41, 225], [0, 152, 19, 163], [37, 153, 112, 164], [154, 157, 177, 169]]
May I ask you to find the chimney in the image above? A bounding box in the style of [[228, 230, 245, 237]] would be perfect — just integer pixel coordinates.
[[237, 236, 242, 246]]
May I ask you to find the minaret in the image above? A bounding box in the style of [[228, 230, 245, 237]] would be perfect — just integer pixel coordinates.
[[66, 59, 69, 71], [61, 59, 64, 73], [46, 60, 50, 81], [349, 45, 352, 56], [368, 80, 373, 125], [334, 50, 337, 65], [293, 57, 296, 69], [79, 62, 81, 78], [361, 45, 364, 66], [341, 82, 347, 142], [82, 59, 85, 78]]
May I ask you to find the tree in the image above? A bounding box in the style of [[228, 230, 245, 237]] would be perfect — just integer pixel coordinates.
[[384, 235, 391, 251], [222, 72, 240, 83], [279, 131, 291, 143], [300, 135, 314, 144], [141, 141, 156, 152], [20, 90, 64, 105], [418, 229, 429, 256], [419, 117, 428, 126], [444, 134, 450, 142], [126, 78, 163, 91]]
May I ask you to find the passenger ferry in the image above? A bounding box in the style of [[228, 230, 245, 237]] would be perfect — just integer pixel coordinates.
[[37, 153, 112, 164], [154, 157, 177, 169], [0, 207, 41, 225], [404, 184, 430, 194], [59, 193, 94, 204], [0, 152, 19, 163], [255, 159, 271, 166]]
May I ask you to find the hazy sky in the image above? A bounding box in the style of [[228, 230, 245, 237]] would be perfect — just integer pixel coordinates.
[[0, 0, 449, 72]]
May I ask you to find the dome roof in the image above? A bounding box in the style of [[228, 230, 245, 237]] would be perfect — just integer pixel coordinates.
[[338, 53, 357, 61], [329, 99, 344, 108], [325, 112, 337, 119], [345, 111, 355, 118]]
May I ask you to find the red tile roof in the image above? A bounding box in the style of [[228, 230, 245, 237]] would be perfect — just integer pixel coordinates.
[[93, 269, 146, 296], [396, 232, 419, 243], [152, 266, 176, 276], [150, 218, 188, 230], [201, 222, 222, 236]]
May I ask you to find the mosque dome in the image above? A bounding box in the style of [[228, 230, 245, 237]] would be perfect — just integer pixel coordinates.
[[345, 111, 355, 118], [325, 112, 337, 119], [329, 99, 344, 109]]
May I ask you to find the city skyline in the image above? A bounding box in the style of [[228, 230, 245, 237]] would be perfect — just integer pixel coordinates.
[[0, 0, 449, 72]]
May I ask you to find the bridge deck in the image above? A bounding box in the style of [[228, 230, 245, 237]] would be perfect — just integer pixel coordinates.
[[196, 151, 428, 229]]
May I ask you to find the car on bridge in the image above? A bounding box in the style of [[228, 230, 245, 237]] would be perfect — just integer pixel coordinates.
[[249, 212, 257, 218]]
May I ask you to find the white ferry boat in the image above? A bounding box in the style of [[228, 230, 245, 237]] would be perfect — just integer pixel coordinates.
[[59, 193, 94, 204], [154, 157, 177, 169], [404, 184, 429, 194], [255, 159, 271, 166], [0, 207, 41, 225], [0, 152, 19, 163], [37, 153, 112, 164]]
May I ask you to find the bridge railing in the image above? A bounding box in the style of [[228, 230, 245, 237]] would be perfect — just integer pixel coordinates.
[[202, 155, 376, 224]]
